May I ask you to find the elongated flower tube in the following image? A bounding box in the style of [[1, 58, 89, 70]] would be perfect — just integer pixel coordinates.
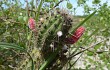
[[28, 18, 36, 31], [65, 26, 85, 44]]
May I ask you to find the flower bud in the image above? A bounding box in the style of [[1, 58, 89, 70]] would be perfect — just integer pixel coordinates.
[[65, 26, 85, 44], [28, 18, 36, 30]]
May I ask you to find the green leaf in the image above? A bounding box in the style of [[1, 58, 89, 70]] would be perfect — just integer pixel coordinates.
[[87, 52, 94, 56], [69, 10, 97, 34], [18, 16, 23, 22], [45, 0, 52, 2], [88, 58, 94, 62], [77, 0, 86, 5], [92, 0, 100, 4], [50, 3, 54, 8], [23, 16, 28, 22], [36, 0, 43, 21], [86, 64, 91, 69], [27, 31, 32, 40], [0, 28, 6, 35], [27, 52, 34, 70], [0, 42, 24, 50], [94, 43, 101, 51], [54, 0, 59, 3], [67, 2, 73, 9], [107, 64, 110, 69]]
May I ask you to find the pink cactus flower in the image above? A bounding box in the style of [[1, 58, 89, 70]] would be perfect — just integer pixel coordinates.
[[65, 26, 85, 44], [28, 18, 36, 30]]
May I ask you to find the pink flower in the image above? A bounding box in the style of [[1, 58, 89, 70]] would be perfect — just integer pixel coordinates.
[[65, 26, 85, 44], [28, 18, 36, 30]]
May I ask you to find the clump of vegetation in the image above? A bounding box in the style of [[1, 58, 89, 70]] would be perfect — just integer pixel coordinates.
[[0, 0, 110, 70]]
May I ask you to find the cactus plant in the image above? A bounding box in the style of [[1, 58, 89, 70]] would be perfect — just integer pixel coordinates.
[[1, 0, 110, 70], [16, 9, 74, 70], [15, 8, 88, 70], [0, 7, 96, 69]]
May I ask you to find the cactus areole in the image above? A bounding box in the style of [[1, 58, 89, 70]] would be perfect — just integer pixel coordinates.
[[65, 26, 85, 44]]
